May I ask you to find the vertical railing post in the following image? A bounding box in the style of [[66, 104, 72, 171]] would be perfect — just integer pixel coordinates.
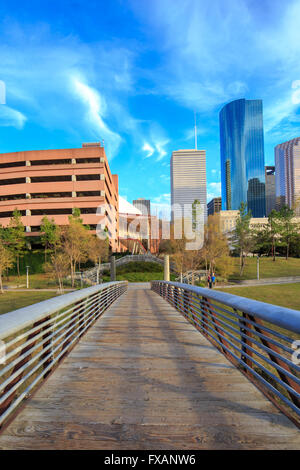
[[239, 311, 253, 371], [164, 255, 170, 281], [110, 256, 116, 282]]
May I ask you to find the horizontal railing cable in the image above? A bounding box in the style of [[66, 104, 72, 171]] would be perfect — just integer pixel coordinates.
[[152, 280, 300, 425], [0, 281, 127, 427]]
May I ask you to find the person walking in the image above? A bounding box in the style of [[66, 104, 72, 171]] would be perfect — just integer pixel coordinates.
[[212, 272, 216, 287], [207, 273, 211, 288]]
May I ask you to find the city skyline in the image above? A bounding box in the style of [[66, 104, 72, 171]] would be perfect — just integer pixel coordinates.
[[1, 1, 300, 216]]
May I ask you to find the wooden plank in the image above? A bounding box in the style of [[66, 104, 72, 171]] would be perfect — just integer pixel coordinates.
[[0, 286, 299, 450]]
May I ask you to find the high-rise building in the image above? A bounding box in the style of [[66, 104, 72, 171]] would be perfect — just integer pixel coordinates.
[[275, 138, 300, 215], [132, 198, 151, 216], [170, 149, 207, 221], [207, 197, 222, 216], [265, 166, 276, 216], [220, 98, 266, 217]]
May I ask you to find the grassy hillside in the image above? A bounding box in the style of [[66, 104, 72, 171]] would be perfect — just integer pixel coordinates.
[[218, 283, 300, 311], [103, 261, 176, 282]]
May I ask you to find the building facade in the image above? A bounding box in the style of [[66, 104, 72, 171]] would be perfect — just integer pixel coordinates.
[[132, 198, 151, 216], [207, 197, 222, 216], [0, 143, 119, 251], [275, 138, 300, 215], [119, 197, 159, 254], [265, 166, 276, 216], [220, 98, 266, 217], [170, 149, 207, 222]]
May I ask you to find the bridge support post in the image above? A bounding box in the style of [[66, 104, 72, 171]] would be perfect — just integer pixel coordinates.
[[164, 255, 170, 281], [110, 256, 116, 281]]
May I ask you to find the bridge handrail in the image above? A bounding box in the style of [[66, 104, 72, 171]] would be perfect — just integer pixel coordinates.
[[0, 281, 127, 427], [153, 281, 300, 333], [151, 280, 300, 425]]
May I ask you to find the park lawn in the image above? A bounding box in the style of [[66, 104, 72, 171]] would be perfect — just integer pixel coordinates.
[[218, 282, 300, 311], [0, 291, 59, 315], [229, 257, 300, 280], [3, 273, 58, 289], [3, 273, 87, 290]]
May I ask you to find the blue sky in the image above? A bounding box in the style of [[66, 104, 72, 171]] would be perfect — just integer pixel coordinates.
[[0, 0, 300, 216]]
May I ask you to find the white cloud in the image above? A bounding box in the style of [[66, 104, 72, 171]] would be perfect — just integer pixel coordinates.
[[0, 21, 137, 158], [131, 0, 300, 134], [142, 142, 155, 158], [155, 140, 169, 161], [71, 77, 122, 157], [207, 181, 221, 202], [0, 105, 26, 129]]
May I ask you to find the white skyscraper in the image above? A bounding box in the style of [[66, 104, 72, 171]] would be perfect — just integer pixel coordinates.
[[170, 149, 207, 222]]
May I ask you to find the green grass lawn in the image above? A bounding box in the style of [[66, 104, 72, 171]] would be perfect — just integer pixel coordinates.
[[0, 291, 59, 315], [229, 257, 300, 280], [218, 282, 300, 311], [102, 261, 177, 283]]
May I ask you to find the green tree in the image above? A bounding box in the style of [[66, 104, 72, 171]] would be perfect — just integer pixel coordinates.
[[277, 205, 299, 260], [232, 202, 254, 276], [0, 239, 14, 293], [200, 213, 233, 279], [62, 210, 91, 286], [41, 216, 61, 262], [6, 209, 26, 277], [268, 209, 281, 261]]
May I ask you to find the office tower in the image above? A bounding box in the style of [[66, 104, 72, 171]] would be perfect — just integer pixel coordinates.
[[275, 138, 300, 215], [170, 149, 207, 221], [207, 197, 222, 216], [265, 166, 276, 216], [220, 98, 266, 217], [0, 143, 119, 251], [133, 198, 151, 216]]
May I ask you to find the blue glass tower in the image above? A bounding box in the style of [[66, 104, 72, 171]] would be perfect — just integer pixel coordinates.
[[219, 99, 266, 217]]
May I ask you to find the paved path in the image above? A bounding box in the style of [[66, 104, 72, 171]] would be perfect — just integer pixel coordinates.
[[0, 284, 299, 449]]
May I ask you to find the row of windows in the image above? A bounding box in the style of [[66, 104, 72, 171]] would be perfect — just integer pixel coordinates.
[[0, 174, 102, 185], [0, 157, 102, 170], [0, 207, 103, 218], [0, 191, 102, 201]]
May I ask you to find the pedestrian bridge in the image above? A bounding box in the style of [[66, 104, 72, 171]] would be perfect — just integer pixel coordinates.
[[0, 281, 299, 449]]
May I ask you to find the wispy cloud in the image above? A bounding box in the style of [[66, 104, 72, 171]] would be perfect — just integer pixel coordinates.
[[71, 77, 122, 156], [0, 105, 26, 129], [131, 0, 300, 135], [155, 140, 169, 161], [142, 142, 155, 158], [0, 20, 137, 157]]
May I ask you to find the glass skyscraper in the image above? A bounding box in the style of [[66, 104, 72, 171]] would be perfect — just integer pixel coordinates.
[[219, 98, 266, 217]]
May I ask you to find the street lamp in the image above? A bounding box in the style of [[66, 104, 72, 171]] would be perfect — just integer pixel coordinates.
[[26, 266, 30, 289], [257, 255, 260, 281]]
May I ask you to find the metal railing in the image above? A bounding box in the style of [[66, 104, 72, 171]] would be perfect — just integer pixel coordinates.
[[0, 281, 127, 427], [151, 280, 300, 425]]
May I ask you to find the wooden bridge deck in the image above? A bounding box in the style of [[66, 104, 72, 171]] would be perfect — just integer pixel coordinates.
[[0, 284, 299, 450]]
